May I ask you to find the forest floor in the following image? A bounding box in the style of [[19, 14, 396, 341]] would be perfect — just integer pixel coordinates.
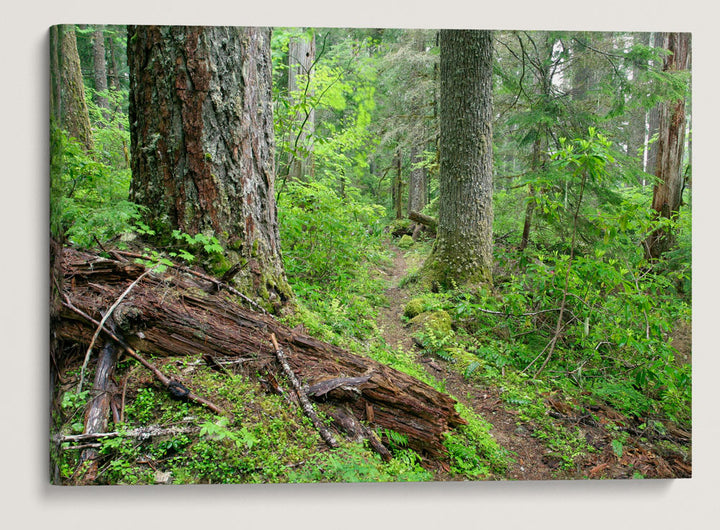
[[375, 241, 692, 480]]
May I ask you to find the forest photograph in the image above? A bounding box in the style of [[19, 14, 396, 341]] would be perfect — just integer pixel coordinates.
[[49, 24, 692, 485]]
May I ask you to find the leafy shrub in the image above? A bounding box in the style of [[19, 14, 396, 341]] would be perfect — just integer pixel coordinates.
[[55, 131, 141, 248]]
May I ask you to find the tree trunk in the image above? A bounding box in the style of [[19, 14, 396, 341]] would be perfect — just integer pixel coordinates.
[[287, 31, 316, 181], [127, 25, 290, 305], [107, 30, 121, 92], [51, 25, 93, 151], [644, 32, 691, 260], [394, 149, 403, 219], [423, 30, 494, 287], [92, 24, 110, 120], [408, 146, 427, 214], [644, 32, 666, 177]]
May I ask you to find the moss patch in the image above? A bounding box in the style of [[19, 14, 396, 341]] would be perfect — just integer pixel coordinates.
[[398, 235, 414, 249], [410, 310, 452, 335], [403, 298, 426, 319]]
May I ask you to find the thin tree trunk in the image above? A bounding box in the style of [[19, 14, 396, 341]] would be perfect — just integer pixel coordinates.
[[408, 146, 427, 214], [394, 149, 403, 219], [92, 24, 110, 121], [645, 32, 666, 177], [288, 31, 316, 181]]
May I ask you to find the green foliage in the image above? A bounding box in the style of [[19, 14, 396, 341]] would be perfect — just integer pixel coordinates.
[[288, 442, 432, 483], [279, 181, 385, 285], [56, 131, 141, 248], [445, 404, 511, 479]]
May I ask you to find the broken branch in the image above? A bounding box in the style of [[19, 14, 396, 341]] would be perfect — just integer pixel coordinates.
[[270, 333, 338, 448]]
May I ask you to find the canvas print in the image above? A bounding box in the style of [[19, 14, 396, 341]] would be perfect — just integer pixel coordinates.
[[49, 25, 691, 485]]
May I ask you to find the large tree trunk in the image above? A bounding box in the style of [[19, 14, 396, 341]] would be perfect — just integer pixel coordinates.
[[127, 26, 290, 306], [287, 30, 316, 181], [644, 32, 691, 260], [423, 30, 494, 287], [92, 24, 110, 120], [56, 248, 466, 458], [50, 25, 93, 151]]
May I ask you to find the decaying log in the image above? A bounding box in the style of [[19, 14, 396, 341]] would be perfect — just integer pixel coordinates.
[[62, 298, 226, 416], [409, 210, 437, 234], [305, 374, 373, 398], [56, 248, 466, 457]]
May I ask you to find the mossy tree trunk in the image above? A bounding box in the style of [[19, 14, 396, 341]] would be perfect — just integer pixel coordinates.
[[50, 25, 93, 151], [644, 32, 691, 260], [127, 25, 290, 307], [423, 30, 494, 287], [644, 32, 666, 177]]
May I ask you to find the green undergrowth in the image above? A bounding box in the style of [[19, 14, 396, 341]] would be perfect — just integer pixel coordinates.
[[400, 230, 691, 473], [55, 356, 435, 484]]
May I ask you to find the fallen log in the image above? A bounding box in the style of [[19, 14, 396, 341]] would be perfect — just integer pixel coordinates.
[[56, 248, 466, 457], [408, 210, 437, 234]]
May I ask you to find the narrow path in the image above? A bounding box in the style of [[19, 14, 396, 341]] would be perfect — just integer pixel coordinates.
[[375, 241, 555, 480]]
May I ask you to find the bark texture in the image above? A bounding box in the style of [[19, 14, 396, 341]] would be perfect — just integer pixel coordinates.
[[424, 30, 494, 287], [127, 26, 290, 304], [50, 25, 93, 151], [407, 146, 427, 214], [644, 32, 691, 260], [645, 32, 666, 175], [56, 249, 466, 458], [92, 25, 110, 116]]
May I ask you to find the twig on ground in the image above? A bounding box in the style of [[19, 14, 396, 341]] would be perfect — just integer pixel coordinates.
[[269, 333, 338, 448]]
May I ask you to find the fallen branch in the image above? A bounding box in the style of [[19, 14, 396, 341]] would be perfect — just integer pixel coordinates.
[[270, 333, 338, 448], [54, 424, 200, 444], [75, 340, 119, 483]]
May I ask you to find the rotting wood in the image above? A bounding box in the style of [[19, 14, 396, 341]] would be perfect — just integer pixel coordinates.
[[305, 374, 373, 398], [112, 249, 268, 314], [408, 210, 437, 234], [77, 267, 153, 392], [327, 406, 391, 461], [57, 248, 466, 457], [61, 296, 225, 416], [270, 333, 338, 449]]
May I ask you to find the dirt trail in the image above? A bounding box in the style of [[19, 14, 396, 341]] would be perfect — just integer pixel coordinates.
[[375, 243, 555, 480]]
